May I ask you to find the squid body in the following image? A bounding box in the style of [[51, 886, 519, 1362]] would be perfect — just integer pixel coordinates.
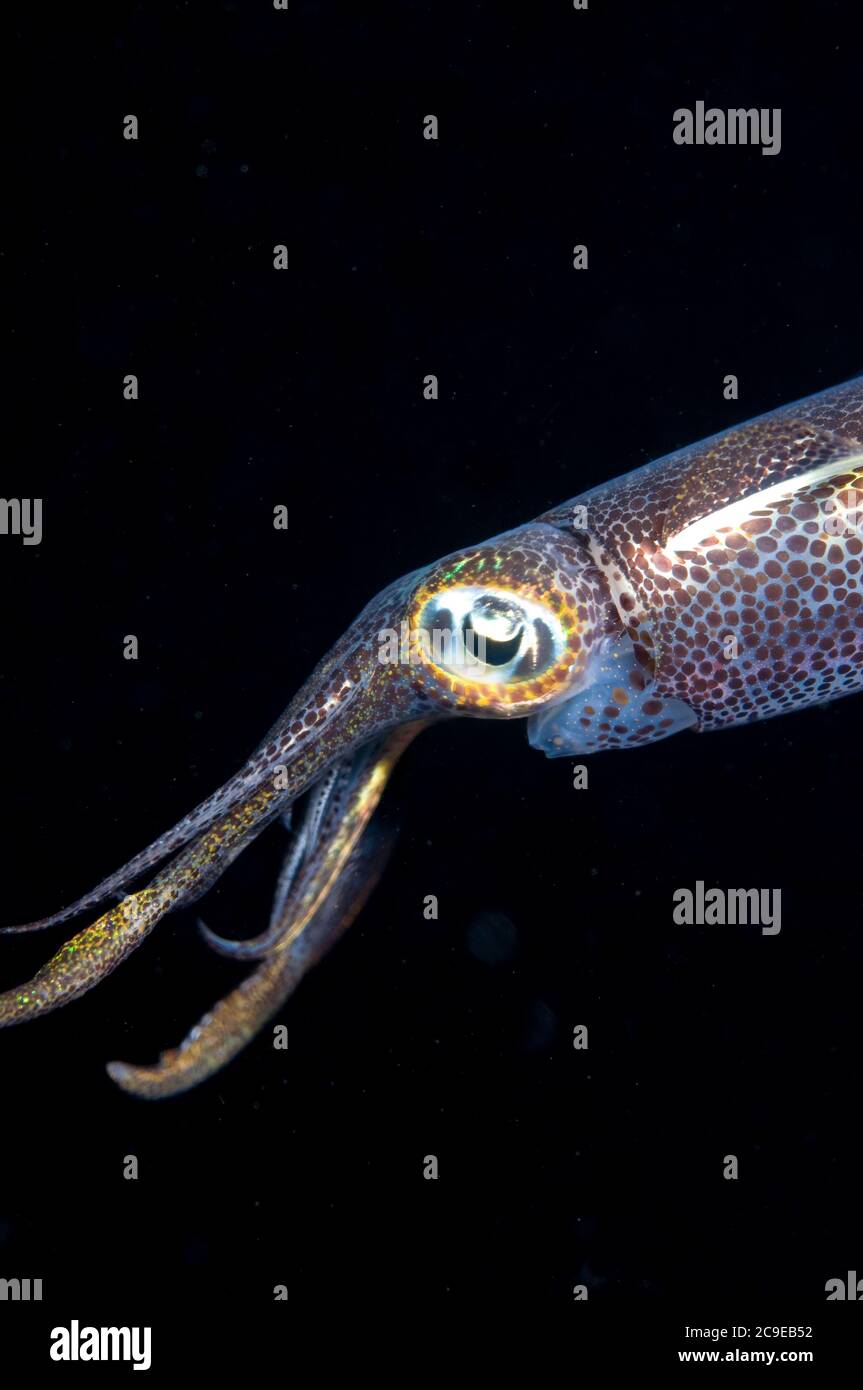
[[2, 375, 862, 1095]]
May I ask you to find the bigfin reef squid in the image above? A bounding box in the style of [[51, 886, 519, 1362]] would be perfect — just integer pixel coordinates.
[[2, 375, 862, 1096]]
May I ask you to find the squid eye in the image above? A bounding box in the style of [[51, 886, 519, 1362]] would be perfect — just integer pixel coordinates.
[[462, 596, 525, 666], [414, 585, 568, 688]]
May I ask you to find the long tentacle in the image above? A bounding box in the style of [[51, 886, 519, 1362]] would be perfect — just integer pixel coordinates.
[[0, 784, 283, 1025], [102, 726, 423, 1096], [198, 723, 422, 961], [0, 773, 276, 936], [196, 768, 345, 958], [266, 819, 309, 929], [254, 763, 343, 934], [105, 818, 397, 1099], [0, 683, 363, 935]]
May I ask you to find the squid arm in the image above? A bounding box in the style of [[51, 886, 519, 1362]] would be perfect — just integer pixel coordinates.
[[0, 726, 422, 1095]]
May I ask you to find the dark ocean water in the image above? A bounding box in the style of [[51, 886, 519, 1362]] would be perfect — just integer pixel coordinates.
[[3, 0, 863, 1356]]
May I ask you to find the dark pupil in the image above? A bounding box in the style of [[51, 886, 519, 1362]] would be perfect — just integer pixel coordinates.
[[461, 614, 523, 667]]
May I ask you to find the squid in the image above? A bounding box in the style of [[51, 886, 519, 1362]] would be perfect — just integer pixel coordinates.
[[2, 374, 862, 1096]]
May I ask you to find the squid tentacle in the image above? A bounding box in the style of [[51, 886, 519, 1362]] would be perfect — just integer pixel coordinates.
[[245, 761, 344, 939], [265, 820, 309, 933], [105, 817, 398, 1099], [0, 784, 284, 1026], [0, 680, 365, 936], [195, 763, 342, 960], [103, 729, 422, 1096], [0, 727, 418, 1094], [0, 771, 279, 936], [198, 724, 423, 962]]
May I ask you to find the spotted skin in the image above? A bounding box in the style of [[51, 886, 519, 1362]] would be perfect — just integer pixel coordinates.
[[540, 375, 863, 745], [527, 632, 698, 756], [2, 376, 861, 1092]]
